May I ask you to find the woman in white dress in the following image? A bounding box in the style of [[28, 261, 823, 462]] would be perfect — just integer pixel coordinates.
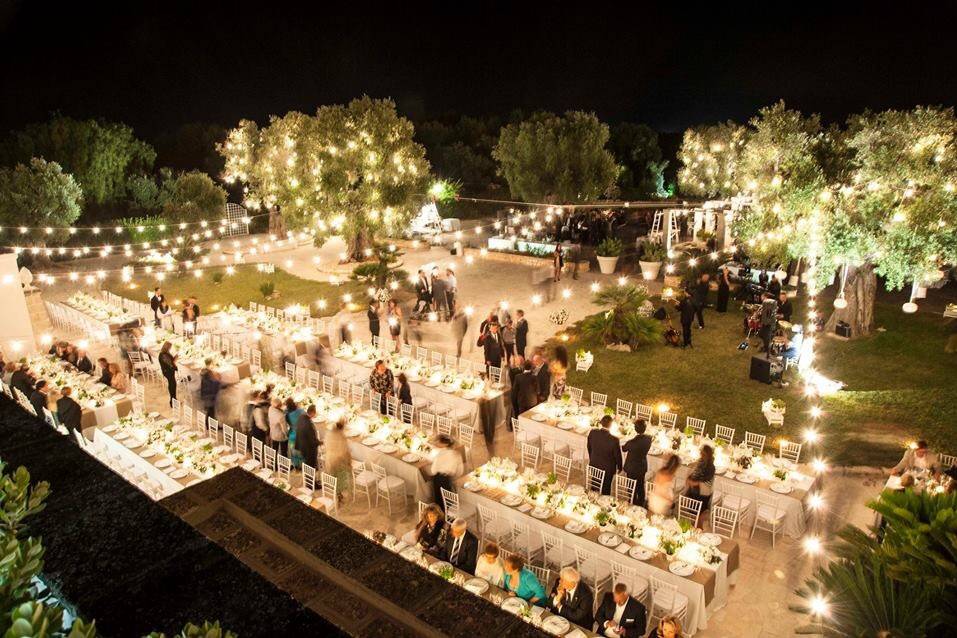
[[648, 454, 681, 516], [474, 542, 505, 587]]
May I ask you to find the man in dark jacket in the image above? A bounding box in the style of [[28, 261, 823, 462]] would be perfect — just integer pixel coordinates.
[[594, 582, 647, 637], [11, 364, 35, 397], [622, 419, 653, 505], [532, 354, 551, 403], [29, 380, 49, 418], [96, 358, 112, 387], [777, 291, 793, 323], [150, 287, 165, 327], [677, 293, 696, 348], [515, 309, 529, 359], [56, 386, 82, 436], [586, 415, 622, 495], [483, 322, 505, 371], [294, 404, 320, 468], [548, 567, 594, 629], [439, 518, 478, 574], [510, 361, 540, 415], [692, 273, 710, 329]]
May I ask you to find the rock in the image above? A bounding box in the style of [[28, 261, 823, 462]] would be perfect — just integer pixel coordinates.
[[606, 343, 631, 352]]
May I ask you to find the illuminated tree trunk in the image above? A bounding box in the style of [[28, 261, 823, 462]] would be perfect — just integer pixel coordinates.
[[268, 207, 285, 236], [825, 262, 876, 338], [348, 229, 372, 262]]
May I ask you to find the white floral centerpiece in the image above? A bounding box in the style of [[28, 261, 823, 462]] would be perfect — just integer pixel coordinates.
[[575, 349, 594, 373]]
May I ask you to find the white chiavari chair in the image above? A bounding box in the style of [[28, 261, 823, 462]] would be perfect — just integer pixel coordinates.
[[207, 417, 220, 441], [685, 416, 706, 437], [511, 418, 540, 456], [744, 431, 766, 454], [615, 398, 633, 419], [676, 495, 703, 528], [611, 562, 649, 605], [181, 405, 193, 429], [477, 504, 513, 547], [415, 346, 428, 362], [295, 367, 307, 386], [298, 462, 317, 499], [527, 565, 553, 593], [614, 474, 637, 504], [649, 577, 688, 628], [263, 445, 277, 471], [714, 424, 735, 445], [250, 349, 262, 373], [635, 403, 653, 421], [351, 460, 377, 509], [590, 391, 608, 407], [440, 487, 476, 523], [553, 454, 573, 484], [520, 442, 540, 469], [658, 411, 677, 429], [316, 472, 339, 515], [251, 437, 264, 466], [307, 370, 321, 390], [940, 453, 957, 470], [369, 390, 382, 413], [751, 492, 786, 547], [574, 546, 613, 595], [779, 440, 803, 464], [373, 462, 407, 515], [430, 351, 443, 366], [277, 454, 292, 482], [322, 375, 334, 395], [711, 505, 740, 539], [170, 397, 181, 420], [541, 530, 573, 570], [586, 466, 605, 494], [566, 386, 583, 404], [436, 415, 454, 438], [458, 423, 475, 469], [284, 361, 296, 380], [222, 425, 235, 450], [401, 343, 412, 356], [419, 412, 436, 435], [234, 431, 248, 455], [488, 365, 503, 385]]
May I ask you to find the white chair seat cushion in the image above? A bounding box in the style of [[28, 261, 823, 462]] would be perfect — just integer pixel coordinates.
[[315, 496, 335, 511], [654, 591, 689, 614], [756, 504, 786, 523], [721, 495, 751, 512], [579, 558, 611, 581], [378, 475, 405, 491], [354, 470, 378, 487]]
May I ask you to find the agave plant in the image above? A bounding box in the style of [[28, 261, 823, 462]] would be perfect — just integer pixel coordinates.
[[579, 284, 662, 349]]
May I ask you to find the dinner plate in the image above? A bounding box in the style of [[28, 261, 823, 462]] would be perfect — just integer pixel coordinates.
[[139, 449, 156, 458], [531, 413, 547, 422], [463, 481, 484, 492], [649, 446, 663, 456], [463, 577, 489, 595], [501, 596, 528, 615], [154, 458, 172, 469], [770, 482, 793, 494], [378, 444, 398, 454], [256, 468, 273, 480], [361, 409, 379, 419], [102, 424, 118, 433], [296, 493, 312, 504], [541, 615, 571, 636], [402, 453, 420, 463], [424, 380, 439, 387], [242, 459, 260, 471], [221, 453, 242, 465], [123, 438, 140, 449], [557, 421, 574, 430], [598, 532, 621, 547], [400, 545, 423, 562], [628, 545, 654, 560], [736, 474, 757, 484], [564, 520, 589, 534], [362, 437, 380, 446], [669, 561, 695, 577], [428, 560, 453, 575], [698, 533, 722, 547], [196, 437, 214, 446], [574, 425, 590, 435], [531, 507, 553, 520], [500, 493, 523, 507], [517, 503, 532, 513], [441, 386, 456, 393], [170, 469, 189, 479], [113, 432, 129, 441], [148, 411, 160, 418]]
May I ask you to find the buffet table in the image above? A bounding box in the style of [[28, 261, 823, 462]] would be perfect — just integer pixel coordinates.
[[456, 462, 739, 635], [519, 402, 820, 538]]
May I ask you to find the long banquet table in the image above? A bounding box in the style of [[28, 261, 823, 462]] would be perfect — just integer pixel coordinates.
[[25, 355, 135, 428], [456, 475, 739, 635], [518, 405, 820, 539]]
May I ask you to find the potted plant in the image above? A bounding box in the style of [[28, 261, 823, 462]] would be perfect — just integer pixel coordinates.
[[596, 237, 624, 274], [638, 239, 665, 281]]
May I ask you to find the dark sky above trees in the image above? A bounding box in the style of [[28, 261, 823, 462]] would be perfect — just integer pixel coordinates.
[[3, 1, 957, 138]]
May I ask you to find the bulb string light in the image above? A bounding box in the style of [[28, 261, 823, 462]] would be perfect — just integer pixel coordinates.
[[0, 212, 267, 236]]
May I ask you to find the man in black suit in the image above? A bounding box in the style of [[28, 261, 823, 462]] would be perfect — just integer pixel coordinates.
[[483, 322, 505, 371], [677, 293, 695, 348], [29, 380, 49, 418], [150, 287, 165, 327], [532, 354, 551, 403], [294, 404, 320, 469], [414, 269, 432, 315], [56, 386, 82, 436], [515, 309, 529, 359], [548, 567, 594, 629], [510, 361, 540, 416], [692, 273, 710, 329], [11, 364, 35, 397], [439, 518, 478, 574], [622, 419, 652, 505], [594, 582, 647, 637], [587, 415, 622, 495]]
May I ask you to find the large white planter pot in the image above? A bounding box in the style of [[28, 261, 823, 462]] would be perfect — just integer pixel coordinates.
[[597, 255, 619, 275], [639, 261, 662, 281]]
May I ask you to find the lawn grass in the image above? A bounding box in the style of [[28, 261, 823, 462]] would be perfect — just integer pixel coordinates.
[[556, 287, 957, 468], [103, 264, 366, 318]]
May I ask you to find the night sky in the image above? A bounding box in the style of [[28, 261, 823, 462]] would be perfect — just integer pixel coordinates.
[[3, 1, 957, 137]]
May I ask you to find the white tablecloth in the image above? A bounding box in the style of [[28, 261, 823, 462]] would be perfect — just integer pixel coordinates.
[[92, 428, 187, 497], [348, 441, 433, 501]]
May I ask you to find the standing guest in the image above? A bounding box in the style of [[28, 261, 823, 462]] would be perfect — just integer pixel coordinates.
[[2, 362, 15, 386], [294, 404, 320, 469], [511, 361, 540, 415], [776, 291, 793, 323], [587, 415, 622, 495], [684, 444, 716, 509], [414, 269, 432, 314], [515, 309, 529, 359], [482, 322, 505, 372], [549, 567, 594, 629], [768, 273, 782, 299], [440, 518, 478, 574], [677, 293, 695, 348], [715, 267, 731, 313], [648, 454, 681, 516], [150, 287, 166, 327], [369, 360, 394, 413], [199, 360, 222, 419], [108, 363, 128, 394], [386, 299, 403, 353], [335, 302, 352, 345], [549, 345, 569, 399], [474, 542, 505, 587], [96, 358, 112, 387], [759, 292, 778, 354], [451, 308, 469, 358], [622, 419, 652, 505], [268, 397, 288, 456], [445, 268, 457, 315], [552, 245, 564, 282], [367, 300, 381, 341], [29, 380, 49, 417], [249, 391, 270, 443], [413, 503, 447, 556], [502, 318, 517, 363], [397, 372, 412, 406], [75, 349, 93, 374], [323, 418, 352, 492], [56, 386, 82, 436], [595, 582, 647, 638], [692, 273, 710, 329], [479, 311, 497, 338], [889, 440, 939, 475], [158, 341, 178, 406], [532, 354, 551, 404], [656, 616, 683, 638], [430, 434, 464, 511], [431, 271, 449, 319], [503, 555, 546, 603], [182, 295, 201, 325], [11, 364, 35, 397], [497, 301, 512, 327]]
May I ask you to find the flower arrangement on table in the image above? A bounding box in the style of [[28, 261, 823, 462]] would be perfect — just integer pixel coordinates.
[[575, 349, 594, 371], [65, 292, 138, 324], [218, 305, 314, 342], [110, 412, 224, 478], [548, 308, 569, 326], [471, 458, 724, 568], [141, 328, 234, 369]]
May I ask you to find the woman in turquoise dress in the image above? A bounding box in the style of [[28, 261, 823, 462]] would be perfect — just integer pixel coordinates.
[[285, 398, 305, 468], [502, 555, 546, 603]]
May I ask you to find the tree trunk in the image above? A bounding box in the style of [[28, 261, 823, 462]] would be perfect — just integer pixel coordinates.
[[268, 207, 286, 237], [824, 262, 876, 338], [348, 230, 371, 262]]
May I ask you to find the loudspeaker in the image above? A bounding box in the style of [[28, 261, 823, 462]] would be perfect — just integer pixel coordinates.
[[749, 356, 772, 384], [835, 321, 851, 338]]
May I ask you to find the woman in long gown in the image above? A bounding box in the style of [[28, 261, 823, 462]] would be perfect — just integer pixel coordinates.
[[324, 418, 353, 494], [386, 299, 403, 353], [550, 345, 569, 399], [648, 454, 681, 516]]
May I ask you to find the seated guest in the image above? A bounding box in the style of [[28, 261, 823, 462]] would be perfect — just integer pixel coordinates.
[[502, 554, 546, 604], [397, 372, 412, 406], [474, 542, 505, 587], [889, 440, 939, 475], [595, 582, 647, 638], [56, 386, 82, 435], [439, 518, 478, 574], [96, 358, 112, 386], [3, 362, 17, 386], [62, 344, 79, 366], [776, 291, 793, 323], [684, 444, 716, 510], [29, 380, 50, 417], [11, 364, 35, 397], [75, 349, 94, 374], [412, 503, 447, 556], [548, 566, 593, 629], [109, 363, 129, 393], [656, 615, 683, 638]]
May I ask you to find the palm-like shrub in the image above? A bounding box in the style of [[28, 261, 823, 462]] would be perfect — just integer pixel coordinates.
[[579, 284, 662, 349]]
